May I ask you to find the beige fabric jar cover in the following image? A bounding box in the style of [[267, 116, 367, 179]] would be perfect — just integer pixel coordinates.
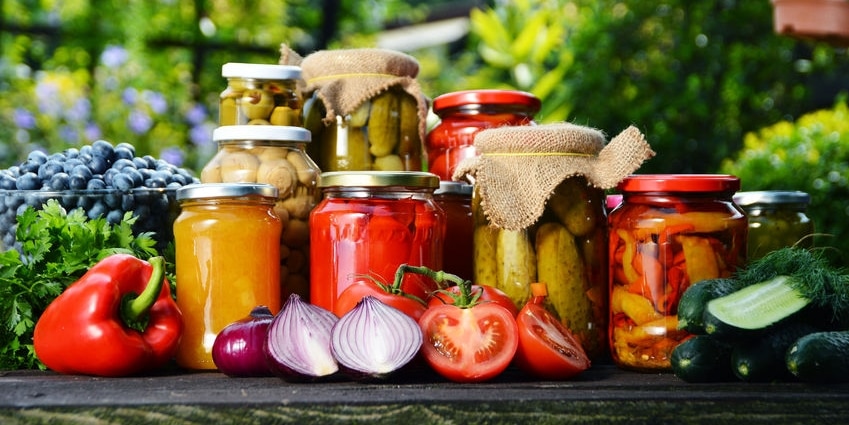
[[453, 123, 655, 230], [286, 46, 429, 146]]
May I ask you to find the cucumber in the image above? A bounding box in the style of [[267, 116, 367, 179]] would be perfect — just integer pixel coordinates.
[[731, 321, 819, 382], [704, 275, 809, 339], [786, 331, 849, 384], [670, 335, 734, 383], [677, 278, 740, 334]]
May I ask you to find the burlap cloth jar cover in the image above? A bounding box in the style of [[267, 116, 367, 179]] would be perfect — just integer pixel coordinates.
[[453, 123, 655, 230]]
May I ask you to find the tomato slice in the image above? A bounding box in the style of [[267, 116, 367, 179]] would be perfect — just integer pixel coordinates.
[[334, 278, 427, 321], [514, 301, 591, 380], [418, 303, 518, 382], [427, 284, 519, 317]]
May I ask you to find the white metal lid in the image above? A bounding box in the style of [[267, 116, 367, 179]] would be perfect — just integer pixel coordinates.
[[212, 125, 311, 143], [221, 62, 302, 80]]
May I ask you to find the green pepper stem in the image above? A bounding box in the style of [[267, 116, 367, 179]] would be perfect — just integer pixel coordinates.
[[124, 256, 166, 323]]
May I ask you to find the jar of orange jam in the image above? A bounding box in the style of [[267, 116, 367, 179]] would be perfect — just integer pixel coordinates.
[[608, 174, 747, 372], [174, 183, 282, 370]]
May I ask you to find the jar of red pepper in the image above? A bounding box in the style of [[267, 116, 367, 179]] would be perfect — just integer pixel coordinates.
[[608, 174, 748, 372], [426, 89, 540, 180], [309, 171, 445, 313], [433, 181, 473, 280]]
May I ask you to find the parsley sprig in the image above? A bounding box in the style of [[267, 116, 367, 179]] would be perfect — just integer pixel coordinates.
[[0, 200, 160, 370]]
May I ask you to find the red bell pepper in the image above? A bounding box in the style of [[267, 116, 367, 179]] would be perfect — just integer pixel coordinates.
[[33, 254, 182, 376]]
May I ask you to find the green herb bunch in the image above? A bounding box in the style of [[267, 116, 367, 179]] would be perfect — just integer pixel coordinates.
[[0, 200, 161, 370]]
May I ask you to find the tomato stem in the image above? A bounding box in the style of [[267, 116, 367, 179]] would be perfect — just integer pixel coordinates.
[[395, 264, 478, 308]]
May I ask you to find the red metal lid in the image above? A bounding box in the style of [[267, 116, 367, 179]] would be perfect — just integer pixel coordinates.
[[618, 174, 741, 193], [432, 89, 541, 113]]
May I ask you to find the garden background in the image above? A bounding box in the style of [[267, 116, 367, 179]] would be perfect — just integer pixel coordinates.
[[1, 0, 849, 261]]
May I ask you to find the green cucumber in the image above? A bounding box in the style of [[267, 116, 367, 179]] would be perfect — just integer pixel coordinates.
[[786, 331, 849, 384], [731, 321, 819, 382], [670, 335, 734, 383], [704, 275, 809, 339], [677, 278, 740, 334]]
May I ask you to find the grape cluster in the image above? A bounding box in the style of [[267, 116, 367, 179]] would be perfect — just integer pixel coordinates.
[[0, 140, 200, 251]]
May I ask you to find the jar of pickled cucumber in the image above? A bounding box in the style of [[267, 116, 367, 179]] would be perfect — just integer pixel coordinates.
[[609, 174, 748, 372], [201, 125, 321, 301], [434, 181, 473, 280], [733, 190, 814, 261], [219, 62, 302, 126], [309, 171, 445, 313], [426, 90, 540, 180], [174, 183, 281, 370]]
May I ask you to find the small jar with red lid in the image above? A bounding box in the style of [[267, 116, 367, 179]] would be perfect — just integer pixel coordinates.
[[426, 89, 540, 180], [608, 174, 747, 372]]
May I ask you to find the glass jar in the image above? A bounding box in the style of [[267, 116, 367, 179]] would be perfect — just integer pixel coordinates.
[[434, 181, 473, 280], [733, 190, 814, 261], [608, 174, 748, 372], [219, 62, 302, 126], [304, 87, 424, 172], [309, 171, 445, 313], [200, 125, 321, 301], [174, 183, 282, 370], [472, 176, 609, 360], [426, 89, 540, 180]]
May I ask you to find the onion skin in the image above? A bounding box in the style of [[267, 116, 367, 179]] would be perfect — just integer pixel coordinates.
[[211, 305, 274, 377], [331, 296, 423, 381], [264, 293, 340, 382]]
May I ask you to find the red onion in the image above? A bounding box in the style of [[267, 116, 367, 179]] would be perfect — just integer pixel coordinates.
[[331, 295, 423, 380], [211, 306, 274, 377], [264, 293, 339, 381]]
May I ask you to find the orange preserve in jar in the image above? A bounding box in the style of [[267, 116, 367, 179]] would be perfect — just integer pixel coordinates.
[[426, 89, 540, 180], [174, 183, 282, 370], [608, 174, 747, 372], [309, 171, 445, 313]]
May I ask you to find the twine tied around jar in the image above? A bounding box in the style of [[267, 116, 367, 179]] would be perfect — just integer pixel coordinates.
[[453, 123, 655, 230]]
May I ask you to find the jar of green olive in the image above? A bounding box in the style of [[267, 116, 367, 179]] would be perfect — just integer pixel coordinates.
[[733, 191, 814, 261], [219, 62, 303, 126]]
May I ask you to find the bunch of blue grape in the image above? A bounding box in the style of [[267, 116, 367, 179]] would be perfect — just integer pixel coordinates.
[[0, 140, 200, 251]]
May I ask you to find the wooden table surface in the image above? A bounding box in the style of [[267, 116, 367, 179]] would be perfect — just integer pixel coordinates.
[[1, 364, 848, 424]]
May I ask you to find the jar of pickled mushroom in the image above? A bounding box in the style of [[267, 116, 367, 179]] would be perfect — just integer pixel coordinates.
[[201, 125, 321, 301], [733, 190, 814, 261], [219, 62, 302, 126], [609, 174, 748, 372], [299, 48, 428, 173], [433, 181, 473, 280], [454, 123, 656, 361], [309, 171, 445, 313], [174, 183, 281, 370], [426, 89, 540, 180]]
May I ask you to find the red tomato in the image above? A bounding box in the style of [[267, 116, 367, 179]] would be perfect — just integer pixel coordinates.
[[514, 286, 591, 380], [418, 303, 519, 383], [427, 284, 519, 317], [334, 278, 427, 321]]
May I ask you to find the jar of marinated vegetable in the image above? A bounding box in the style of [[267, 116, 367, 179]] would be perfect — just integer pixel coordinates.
[[174, 183, 282, 370], [309, 171, 445, 313], [219, 62, 302, 126], [434, 181, 473, 280], [201, 125, 321, 301], [733, 190, 814, 261], [609, 174, 748, 372], [426, 89, 540, 180]]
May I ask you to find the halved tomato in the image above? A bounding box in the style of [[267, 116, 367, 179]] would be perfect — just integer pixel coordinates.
[[418, 303, 518, 383], [427, 284, 519, 317]]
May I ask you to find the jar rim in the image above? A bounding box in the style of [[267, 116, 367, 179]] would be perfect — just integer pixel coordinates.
[[177, 183, 278, 201], [213, 125, 311, 143], [733, 190, 811, 206], [221, 62, 302, 80], [432, 90, 541, 113], [319, 171, 439, 189], [618, 174, 740, 193], [434, 181, 473, 196]]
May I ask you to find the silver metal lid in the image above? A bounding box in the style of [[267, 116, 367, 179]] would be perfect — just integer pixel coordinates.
[[176, 183, 278, 201], [212, 125, 311, 143], [221, 62, 302, 80], [318, 171, 440, 189], [434, 181, 473, 196], [733, 190, 811, 206]]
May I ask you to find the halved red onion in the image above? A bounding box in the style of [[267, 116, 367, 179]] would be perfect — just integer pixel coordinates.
[[264, 293, 339, 381], [330, 296, 423, 380], [211, 305, 275, 377]]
